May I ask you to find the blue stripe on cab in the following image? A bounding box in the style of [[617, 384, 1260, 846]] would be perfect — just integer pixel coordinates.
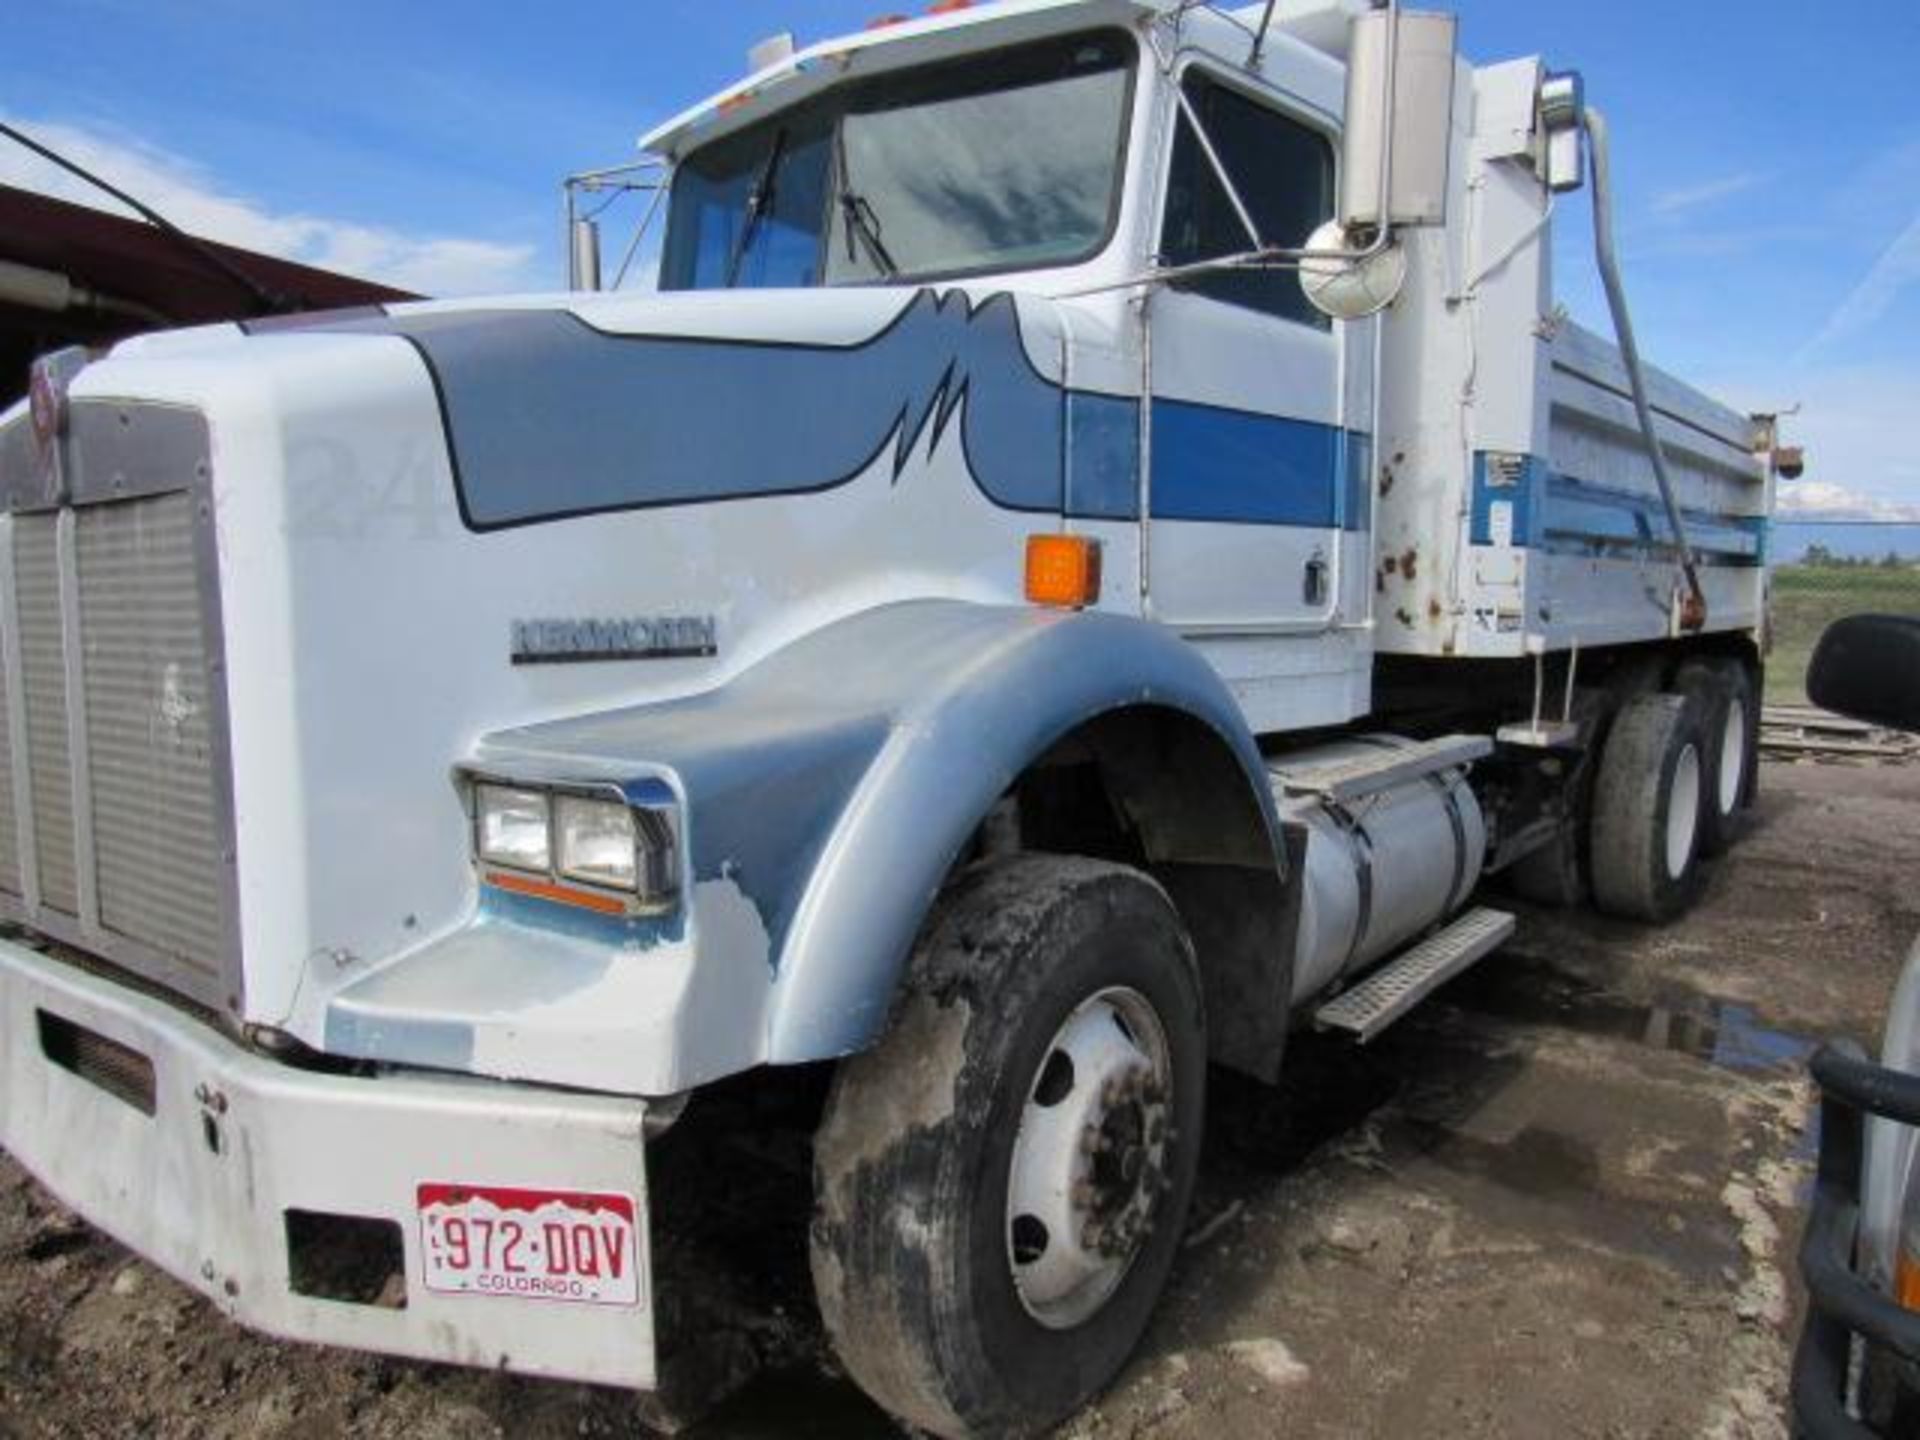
[[1065, 390, 1141, 521], [1060, 394, 1367, 530], [1148, 399, 1343, 527]]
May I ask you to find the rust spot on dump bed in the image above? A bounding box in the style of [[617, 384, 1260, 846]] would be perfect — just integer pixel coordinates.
[[1400, 549, 1419, 582]]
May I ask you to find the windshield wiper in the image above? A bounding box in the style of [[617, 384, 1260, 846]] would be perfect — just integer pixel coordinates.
[[832, 124, 898, 280], [840, 191, 899, 279], [724, 127, 789, 287]]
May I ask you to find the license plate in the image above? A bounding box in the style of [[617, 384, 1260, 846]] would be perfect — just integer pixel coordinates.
[[416, 1183, 642, 1307]]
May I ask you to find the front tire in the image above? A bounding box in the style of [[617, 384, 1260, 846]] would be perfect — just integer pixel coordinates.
[[1591, 692, 1710, 922], [810, 856, 1207, 1439]]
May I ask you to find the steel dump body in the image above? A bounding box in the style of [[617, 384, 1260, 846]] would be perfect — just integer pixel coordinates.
[[1368, 55, 1771, 661]]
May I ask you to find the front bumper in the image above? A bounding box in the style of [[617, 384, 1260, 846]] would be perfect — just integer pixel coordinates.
[[0, 938, 658, 1389], [1791, 1044, 1920, 1439]]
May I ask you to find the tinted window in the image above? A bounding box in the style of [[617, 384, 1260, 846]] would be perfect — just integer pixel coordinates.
[[659, 117, 832, 290], [1159, 74, 1335, 327]]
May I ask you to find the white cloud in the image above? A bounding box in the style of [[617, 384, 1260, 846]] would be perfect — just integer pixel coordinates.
[[0, 116, 538, 296], [1649, 171, 1763, 217], [1775, 480, 1920, 522]]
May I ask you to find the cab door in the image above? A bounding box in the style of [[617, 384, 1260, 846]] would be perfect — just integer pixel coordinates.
[[1144, 65, 1361, 634]]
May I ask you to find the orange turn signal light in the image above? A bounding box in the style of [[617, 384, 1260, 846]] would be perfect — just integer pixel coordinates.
[[1898, 1248, 1920, 1312], [1025, 534, 1102, 610], [485, 868, 630, 917]]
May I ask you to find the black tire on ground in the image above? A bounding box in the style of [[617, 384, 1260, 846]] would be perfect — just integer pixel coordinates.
[[810, 855, 1207, 1440], [1590, 691, 1711, 922], [1673, 658, 1754, 857]]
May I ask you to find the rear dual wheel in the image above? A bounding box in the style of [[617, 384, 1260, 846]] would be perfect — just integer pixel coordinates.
[[1674, 658, 1758, 856], [1591, 691, 1711, 922], [810, 856, 1206, 1440]]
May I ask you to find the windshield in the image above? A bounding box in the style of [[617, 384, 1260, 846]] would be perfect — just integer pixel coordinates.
[[660, 30, 1134, 290]]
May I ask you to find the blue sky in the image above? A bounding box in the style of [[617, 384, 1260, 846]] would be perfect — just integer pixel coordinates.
[[5, 0, 1918, 512]]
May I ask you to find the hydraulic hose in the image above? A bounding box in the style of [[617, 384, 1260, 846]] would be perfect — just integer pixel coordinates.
[[1584, 105, 1707, 630]]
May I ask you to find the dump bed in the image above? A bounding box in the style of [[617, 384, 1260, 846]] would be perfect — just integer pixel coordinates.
[[1370, 56, 1773, 661]]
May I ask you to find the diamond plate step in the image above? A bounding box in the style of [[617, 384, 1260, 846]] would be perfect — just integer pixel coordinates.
[[1314, 906, 1517, 1043], [1270, 734, 1493, 805]]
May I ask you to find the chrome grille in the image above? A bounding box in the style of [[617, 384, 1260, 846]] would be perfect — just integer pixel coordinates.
[[0, 402, 234, 1014], [77, 495, 225, 981], [15, 514, 76, 916]]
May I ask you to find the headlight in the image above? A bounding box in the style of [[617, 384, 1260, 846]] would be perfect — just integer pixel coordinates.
[[468, 775, 680, 915], [555, 795, 638, 890], [476, 784, 550, 872]]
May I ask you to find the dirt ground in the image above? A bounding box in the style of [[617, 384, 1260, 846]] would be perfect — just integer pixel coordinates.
[[3, 757, 1917, 1439]]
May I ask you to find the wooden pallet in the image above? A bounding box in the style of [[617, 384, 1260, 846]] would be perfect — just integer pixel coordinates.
[[1760, 704, 1916, 760]]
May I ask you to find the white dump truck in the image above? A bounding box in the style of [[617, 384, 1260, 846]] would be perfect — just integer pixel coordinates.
[[0, 2, 1793, 1434]]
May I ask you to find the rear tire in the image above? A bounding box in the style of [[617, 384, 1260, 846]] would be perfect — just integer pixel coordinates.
[[1590, 692, 1710, 922], [1674, 658, 1755, 856], [810, 856, 1207, 1440]]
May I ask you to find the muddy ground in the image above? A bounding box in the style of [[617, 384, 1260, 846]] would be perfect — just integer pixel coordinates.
[[3, 757, 1917, 1439]]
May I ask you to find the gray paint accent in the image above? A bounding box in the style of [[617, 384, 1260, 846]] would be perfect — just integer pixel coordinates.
[[308, 289, 1071, 528], [473, 599, 1282, 1065]]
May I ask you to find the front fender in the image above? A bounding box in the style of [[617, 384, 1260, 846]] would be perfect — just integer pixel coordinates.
[[474, 599, 1280, 1070]]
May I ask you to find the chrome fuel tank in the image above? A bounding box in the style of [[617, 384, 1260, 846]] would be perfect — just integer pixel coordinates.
[[1272, 736, 1487, 1006]]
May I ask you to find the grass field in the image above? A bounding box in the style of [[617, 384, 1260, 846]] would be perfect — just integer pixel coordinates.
[[1769, 564, 1920, 703]]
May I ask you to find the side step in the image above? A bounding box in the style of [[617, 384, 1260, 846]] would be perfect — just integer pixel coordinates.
[[1271, 734, 1492, 805], [1313, 906, 1517, 1043]]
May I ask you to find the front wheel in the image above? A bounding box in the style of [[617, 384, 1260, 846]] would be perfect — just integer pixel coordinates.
[[810, 855, 1207, 1440]]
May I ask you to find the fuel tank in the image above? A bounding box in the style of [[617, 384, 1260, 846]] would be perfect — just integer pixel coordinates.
[[1273, 736, 1488, 1005]]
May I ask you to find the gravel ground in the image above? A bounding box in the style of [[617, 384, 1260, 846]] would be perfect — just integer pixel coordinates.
[[2, 757, 1916, 1439]]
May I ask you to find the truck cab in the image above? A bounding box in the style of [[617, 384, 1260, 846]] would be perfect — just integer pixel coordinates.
[[0, 3, 1788, 1435]]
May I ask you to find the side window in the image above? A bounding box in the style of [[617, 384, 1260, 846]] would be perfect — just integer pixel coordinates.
[[1159, 72, 1335, 328]]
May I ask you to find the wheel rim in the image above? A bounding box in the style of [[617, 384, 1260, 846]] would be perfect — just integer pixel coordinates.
[[1718, 696, 1747, 815], [1667, 743, 1702, 880], [1005, 986, 1173, 1330]]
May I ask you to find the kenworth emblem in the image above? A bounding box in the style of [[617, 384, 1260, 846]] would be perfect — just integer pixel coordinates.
[[510, 616, 717, 665]]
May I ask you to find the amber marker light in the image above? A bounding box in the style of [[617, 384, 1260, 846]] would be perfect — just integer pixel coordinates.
[[1898, 1255, 1920, 1312], [484, 868, 632, 917], [1025, 534, 1102, 610]]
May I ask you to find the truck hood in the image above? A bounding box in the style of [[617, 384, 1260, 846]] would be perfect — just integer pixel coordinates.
[[56, 282, 1134, 1047]]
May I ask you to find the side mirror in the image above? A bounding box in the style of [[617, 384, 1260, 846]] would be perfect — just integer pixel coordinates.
[[1340, 8, 1457, 230], [1808, 614, 1920, 732]]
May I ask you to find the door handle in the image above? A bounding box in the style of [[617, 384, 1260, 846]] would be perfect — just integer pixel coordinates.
[[1304, 551, 1329, 607]]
